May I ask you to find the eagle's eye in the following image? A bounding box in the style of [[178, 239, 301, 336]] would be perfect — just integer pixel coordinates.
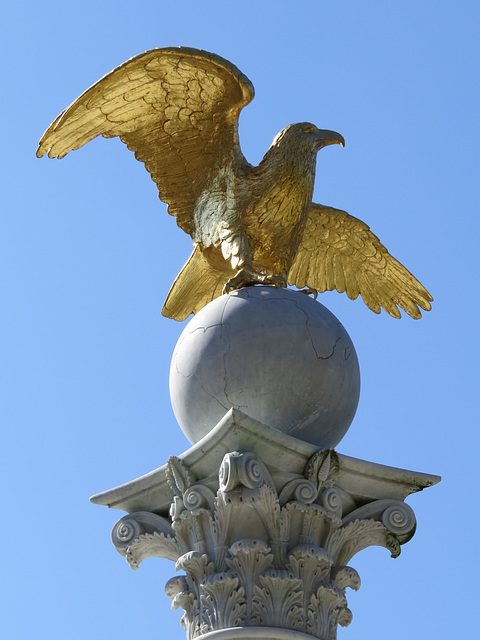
[[302, 125, 316, 134]]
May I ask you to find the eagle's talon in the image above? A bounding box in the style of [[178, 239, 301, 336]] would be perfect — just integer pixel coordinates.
[[223, 269, 261, 293], [298, 287, 318, 299], [223, 270, 287, 294], [270, 274, 288, 288]]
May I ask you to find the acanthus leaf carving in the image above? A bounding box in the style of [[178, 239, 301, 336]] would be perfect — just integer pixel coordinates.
[[287, 544, 334, 598], [165, 575, 190, 601], [173, 508, 213, 555], [226, 539, 274, 586], [252, 570, 304, 630], [386, 533, 401, 559], [226, 539, 274, 621], [285, 500, 341, 549], [248, 483, 284, 539], [126, 530, 182, 569], [114, 448, 423, 640], [177, 591, 200, 640], [200, 573, 247, 632], [307, 583, 351, 640], [305, 449, 340, 492], [211, 492, 232, 572], [330, 565, 361, 593], [166, 456, 196, 497], [327, 518, 391, 567], [176, 551, 216, 594]]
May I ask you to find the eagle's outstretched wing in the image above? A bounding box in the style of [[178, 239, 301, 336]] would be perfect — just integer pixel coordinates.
[[36, 47, 254, 236], [288, 204, 433, 319]]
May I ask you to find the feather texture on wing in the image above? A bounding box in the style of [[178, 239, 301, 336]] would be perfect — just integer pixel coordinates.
[[288, 204, 433, 319], [37, 47, 254, 237]]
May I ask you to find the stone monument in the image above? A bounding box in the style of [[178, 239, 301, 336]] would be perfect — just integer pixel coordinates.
[[38, 47, 439, 640]]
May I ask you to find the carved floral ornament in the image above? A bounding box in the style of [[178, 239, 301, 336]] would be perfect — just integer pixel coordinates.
[[111, 449, 417, 640]]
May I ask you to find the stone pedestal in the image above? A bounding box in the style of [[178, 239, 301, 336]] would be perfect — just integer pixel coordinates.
[[91, 409, 439, 640]]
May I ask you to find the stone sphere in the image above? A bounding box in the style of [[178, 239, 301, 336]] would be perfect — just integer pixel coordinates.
[[170, 286, 360, 448]]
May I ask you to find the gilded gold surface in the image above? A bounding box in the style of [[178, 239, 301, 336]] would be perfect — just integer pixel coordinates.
[[37, 47, 432, 320]]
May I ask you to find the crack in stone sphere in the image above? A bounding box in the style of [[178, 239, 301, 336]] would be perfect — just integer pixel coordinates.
[[170, 286, 360, 448]]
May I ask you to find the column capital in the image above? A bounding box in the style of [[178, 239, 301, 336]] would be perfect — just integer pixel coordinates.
[[92, 410, 439, 640]]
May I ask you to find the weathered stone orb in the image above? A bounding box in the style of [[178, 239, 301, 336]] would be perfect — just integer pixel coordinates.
[[170, 286, 360, 448]]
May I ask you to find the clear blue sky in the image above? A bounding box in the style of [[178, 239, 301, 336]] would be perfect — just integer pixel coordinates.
[[2, 1, 479, 638]]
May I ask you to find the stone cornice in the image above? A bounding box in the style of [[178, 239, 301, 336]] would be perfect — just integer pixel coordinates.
[[91, 409, 439, 515]]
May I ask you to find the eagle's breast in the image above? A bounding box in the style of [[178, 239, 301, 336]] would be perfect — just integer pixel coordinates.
[[245, 144, 317, 273]]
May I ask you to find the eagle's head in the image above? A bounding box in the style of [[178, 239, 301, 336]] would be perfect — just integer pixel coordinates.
[[272, 122, 345, 153]]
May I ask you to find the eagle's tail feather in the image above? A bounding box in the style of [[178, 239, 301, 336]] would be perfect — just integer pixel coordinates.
[[162, 245, 232, 321]]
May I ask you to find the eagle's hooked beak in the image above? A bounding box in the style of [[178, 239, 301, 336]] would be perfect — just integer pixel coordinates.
[[315, 129, 345, 149]]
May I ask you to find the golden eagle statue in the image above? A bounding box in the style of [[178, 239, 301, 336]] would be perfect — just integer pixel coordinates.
[[37, 47, 432, 321]]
